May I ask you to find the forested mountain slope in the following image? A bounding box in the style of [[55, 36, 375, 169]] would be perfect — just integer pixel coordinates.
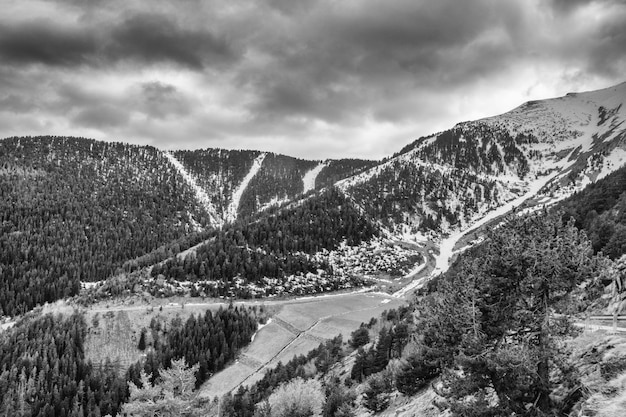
[[172, 149, 377, 220], [2, 82, 626, 317], [0, 136, 375, 316], [0, 137, 208, 316], [558, 163, 626, 259], [150, 188, 379, 298], [337, 82, 626, 238]]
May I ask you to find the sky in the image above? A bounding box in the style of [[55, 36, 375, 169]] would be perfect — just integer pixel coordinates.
[[0, 0, 625, 160]]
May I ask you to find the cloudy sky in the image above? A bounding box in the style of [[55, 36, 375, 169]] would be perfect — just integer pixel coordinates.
[[0, 0, 625, 160]]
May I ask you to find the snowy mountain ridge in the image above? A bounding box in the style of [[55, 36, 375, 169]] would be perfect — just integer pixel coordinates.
[[334, 81, 626, 244], [2, 82, 625, 263]]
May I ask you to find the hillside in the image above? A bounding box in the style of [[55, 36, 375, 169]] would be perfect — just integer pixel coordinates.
[[0, 138, 374, 316], [337, 82, 626, 240], [2, 82, 626, 417], [0, 137, 208, 316]]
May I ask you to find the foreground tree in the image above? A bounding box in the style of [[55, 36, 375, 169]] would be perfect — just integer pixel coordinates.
[[435, 211, 603, 416], [266, 378, 324, 417], [122, 358, 211, 416], [362, 369, 394, 413]]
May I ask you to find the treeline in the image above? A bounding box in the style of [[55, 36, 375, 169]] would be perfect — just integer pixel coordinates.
[[151, 188, 378, 289], [315, 159, 378, 190], [348, 160, 502, 231], [0, 136, 208, 316], [127, 305, 258, 390], [174, 148, 377, 220], [395, 123, 536, 177], [0, 313, 128, 417], [173, 148, 258, 214], [238, 153, 318, 217], [559, 163, 626, 259], [395, 211, 606, 416], [220, 305, 416, 416], [350, 320, 411, 382], [221, 336, 348, 417], [415, 124, 531, 177]]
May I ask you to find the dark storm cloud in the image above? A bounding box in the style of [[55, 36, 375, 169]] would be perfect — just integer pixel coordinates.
[[238, 0, 522, 123], [107, 13, 235, 69], [0, 13, 235, 69], [1, 0, 626, 159], [0, 21, 96, 67], [587, 11, 626, 76]]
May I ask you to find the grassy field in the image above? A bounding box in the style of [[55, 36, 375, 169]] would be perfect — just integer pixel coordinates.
[[33, 287, 407, 399], [83, 303, 230, 372], [243, 322, 297, 363], [199, 291, 405, 398]]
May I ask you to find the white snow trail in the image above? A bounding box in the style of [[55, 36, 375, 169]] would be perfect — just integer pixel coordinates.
[[225, 153, 266, 223], [302, 162, 326, 193], [163, 151, 221, 226], [431, 164, 571, 277], [392, 261, 428, 298]]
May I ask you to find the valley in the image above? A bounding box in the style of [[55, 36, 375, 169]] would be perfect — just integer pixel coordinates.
[[2, 82, 626, 416]]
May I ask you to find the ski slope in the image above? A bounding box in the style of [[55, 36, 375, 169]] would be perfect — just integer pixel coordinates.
[[225, 153, 266, 223], [163, 151, 220, 226], [302, 162, 326, 193]]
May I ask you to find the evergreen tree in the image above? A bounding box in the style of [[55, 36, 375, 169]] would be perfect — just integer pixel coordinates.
[[138, 328, 147, 351], [436, 211, 603, 416], [266, 378, 324, 417], [348, 326, 369, 349]]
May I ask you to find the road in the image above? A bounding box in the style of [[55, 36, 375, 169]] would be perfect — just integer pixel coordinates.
[[87, 286, 380, 315], [392, 241, 437, 298]]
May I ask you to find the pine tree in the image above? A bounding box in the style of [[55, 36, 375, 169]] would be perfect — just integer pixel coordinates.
[[436, 211, 603, 416], [138, 328, 147, 351]]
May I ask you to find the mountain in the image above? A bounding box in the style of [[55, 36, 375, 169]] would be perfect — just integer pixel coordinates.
[[3, 82, 626, 417], [0, 136, 374, 315], [337, 81, 626, 239], [169, 148, 376, 222], [2, 82, 626, 316]]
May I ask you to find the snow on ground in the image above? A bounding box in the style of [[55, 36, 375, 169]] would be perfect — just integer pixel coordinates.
[[595, 147, 626, 182], [478, 82, 626, 176], [81, 281, 104, 289], [225, 153, 266, 223], [163, 151, 221, 226], [250, 318, 272, 343], [0, 321, 15, 332], [392, 261, 428, 298], [293, 286, 377, 301], [397, 225, 429, 245], [431, 158, 573, 277], [258, 196, 290, 213], [302, 162, 326, 193], [336, 147, 453, 190]]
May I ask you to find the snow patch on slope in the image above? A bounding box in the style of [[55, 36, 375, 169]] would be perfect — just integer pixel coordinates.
[[595, 147, 626, 182], [225, 153, 266, 223], [479, 82, 626, 176], [302, 162, 326, 193], [258, 196, 290, 213], [163, 151, 220, 226], [335, 146, 452, 190], [432, 158, 573, 276]]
